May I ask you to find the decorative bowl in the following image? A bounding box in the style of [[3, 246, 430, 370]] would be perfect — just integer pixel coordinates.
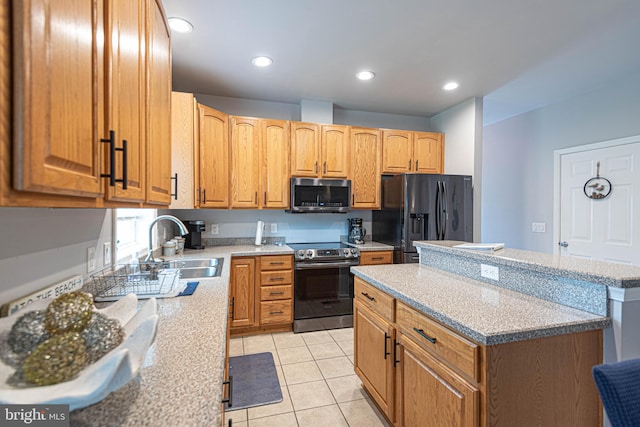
[[0, 294, 158, 410]]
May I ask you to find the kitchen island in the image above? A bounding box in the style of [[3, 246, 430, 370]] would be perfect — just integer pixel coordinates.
[[70, 244, 292, 427]]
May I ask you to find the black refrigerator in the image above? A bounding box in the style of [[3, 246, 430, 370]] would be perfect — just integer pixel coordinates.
[[372, 174, 473, 263]]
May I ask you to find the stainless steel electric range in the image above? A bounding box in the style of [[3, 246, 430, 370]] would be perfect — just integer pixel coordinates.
[[289, 242, 360, 333]]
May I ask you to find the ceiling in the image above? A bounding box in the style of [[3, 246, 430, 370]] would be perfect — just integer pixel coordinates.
[[161, 0, 640, 125]]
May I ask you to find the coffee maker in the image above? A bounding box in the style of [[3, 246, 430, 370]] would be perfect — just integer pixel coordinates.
[[348, 218, 366, 244], [185, 220, 206, 249]]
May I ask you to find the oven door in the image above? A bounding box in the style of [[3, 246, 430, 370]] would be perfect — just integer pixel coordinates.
[[293, 260, 357, 332]]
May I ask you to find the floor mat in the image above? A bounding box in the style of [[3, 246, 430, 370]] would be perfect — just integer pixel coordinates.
[[225, 352, 282, 411]]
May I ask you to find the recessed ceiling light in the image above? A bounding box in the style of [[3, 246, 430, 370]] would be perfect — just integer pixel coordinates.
[[356, 71, 375, 81], [168, 17, 193, 33], [252, 56, 273, 67], [443, 81, 459, 91]]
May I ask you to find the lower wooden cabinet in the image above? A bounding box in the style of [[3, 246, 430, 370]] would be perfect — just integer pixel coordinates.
[[229, 257, 256, 328], [359, 250, 393, 266], [354, 276, 603, 427]]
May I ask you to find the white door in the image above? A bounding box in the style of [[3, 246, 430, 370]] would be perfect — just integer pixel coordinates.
[[558, 141, 640, 265]]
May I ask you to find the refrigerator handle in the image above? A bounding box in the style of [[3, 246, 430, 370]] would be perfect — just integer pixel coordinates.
[[441, 181, 448, 239], [434, 182, 440, 239]]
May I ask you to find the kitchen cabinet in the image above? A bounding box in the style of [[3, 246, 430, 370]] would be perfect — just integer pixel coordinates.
[[382, 130, 444, 174], [230, 116, 261, 208], [258, 255, 293, 325], [3, 0, 172, 207], [144, 0, 173, 205], [350, 127, 382, 209], [197, 104, 229, 208], [354, 276, 602, 427], [229, 257, 256, 329], [261, 119, 290, 208], [359, 251, 393, 265], [291, 122, 349, 178], [169, 92, 196, 208]]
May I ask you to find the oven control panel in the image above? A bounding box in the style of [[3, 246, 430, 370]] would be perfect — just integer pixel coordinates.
[[295, 247, 359, 261]]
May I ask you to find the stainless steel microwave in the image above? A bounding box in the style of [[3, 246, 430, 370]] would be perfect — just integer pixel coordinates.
[[289, 178, 351, 213]]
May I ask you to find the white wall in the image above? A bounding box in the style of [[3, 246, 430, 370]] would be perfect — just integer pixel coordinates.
[[482, 70, 640, 252], [430, 97, 483, 241], [0, 208, 112, 306], [333, 107, 431, 131], [194, 93, 301, 120]]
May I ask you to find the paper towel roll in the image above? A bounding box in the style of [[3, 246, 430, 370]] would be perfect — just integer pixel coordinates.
[[255, 220, 264, 246]]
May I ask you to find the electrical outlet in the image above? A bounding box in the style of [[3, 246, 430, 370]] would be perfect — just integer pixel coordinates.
[[87, 247, 96, 272], [103, 242, 112, 266], [270, 223, 277, 233], [210, 224, 219, 235], [480, 263, 499, 281], [531, 222, 546, 233]]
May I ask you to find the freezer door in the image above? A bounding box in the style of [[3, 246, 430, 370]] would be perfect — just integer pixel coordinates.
[[440, 175, 473, 241]]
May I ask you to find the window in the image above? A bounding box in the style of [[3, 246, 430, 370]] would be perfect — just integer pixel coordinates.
[[115, 209, 156, 263]]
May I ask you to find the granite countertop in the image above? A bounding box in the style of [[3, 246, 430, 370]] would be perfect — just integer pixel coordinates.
[[351, 263, 610, 346], [417, 240, 640, 288], [70, 244, 293, 427]]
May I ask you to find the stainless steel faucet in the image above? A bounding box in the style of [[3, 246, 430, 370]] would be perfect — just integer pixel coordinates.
[[144, 215, 189, 262]]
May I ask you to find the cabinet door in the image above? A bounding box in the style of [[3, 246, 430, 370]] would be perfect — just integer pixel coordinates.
[[321, 125, 349, 178], [198, 104, 229, 208], [105, 0, 146, 203], [291, 122, 320, 177], [231, 116, 260, 208], [12, 0, 104, 198], [414, 132, 443, 174], [230, 257, 256, 328], [169, 92, 195, 208], [351, 127, 381, 209], [262, 119, 290, 208], [396, 334, 478, 427], [145, 0, 172, 205], [382, 130, 412, 173], [354, 300, 395, 421]]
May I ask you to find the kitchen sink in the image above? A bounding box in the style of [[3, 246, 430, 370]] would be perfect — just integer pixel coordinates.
[[179, 266, 222, 279], [167, 258, 223, 269]]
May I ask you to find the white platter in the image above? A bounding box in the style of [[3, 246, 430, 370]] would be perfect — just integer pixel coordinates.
[[0, 294, 158, 410]]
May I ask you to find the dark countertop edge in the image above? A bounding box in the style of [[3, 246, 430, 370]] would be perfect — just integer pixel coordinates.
[[352, 268, 611, 346], [415, 241, 640, 288]]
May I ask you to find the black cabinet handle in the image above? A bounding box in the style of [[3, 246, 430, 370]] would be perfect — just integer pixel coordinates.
[[315, 161, 318, 174], [120, 139, 128, 189], [222, 375, 233, 407], [415, 160, 419, 171], [361, 292, 375, 301], [384, 332, 391, 359], [413, 327, 437, 344], [170, 173, 178, 200], [323, 161, 327, 174], [269, 291, 285, 295], [269, 261, 285, 265], [100, 131, 127, 189], [203, 188, 207, 203], [268, 277, 285, 282], [393, 340, 400, 367], [230, 297, 235, 321], [270, 311, 284, 315]]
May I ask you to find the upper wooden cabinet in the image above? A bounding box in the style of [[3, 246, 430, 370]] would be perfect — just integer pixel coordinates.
[[291, 122, 349, 178], [198, 104, 229, 208], [169, 92, 196, 209], [351, 127, 381, 209], [231, 116, 261, 208], [261, 119, 290, 208], [4, 0, 172, 207], [145, 0, 172, 205], [382, 130, 444, 174]]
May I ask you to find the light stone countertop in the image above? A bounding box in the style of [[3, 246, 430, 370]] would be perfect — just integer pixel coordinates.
[[351, 263, 610, 345], [70, 244, 293, 427], [416, 240, 640, 288]]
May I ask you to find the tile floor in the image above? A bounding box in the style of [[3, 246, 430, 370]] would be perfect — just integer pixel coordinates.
[[224, 328, 391, 427]]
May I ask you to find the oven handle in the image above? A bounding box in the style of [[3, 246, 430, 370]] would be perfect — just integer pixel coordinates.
[[294, 260, 360, 270]]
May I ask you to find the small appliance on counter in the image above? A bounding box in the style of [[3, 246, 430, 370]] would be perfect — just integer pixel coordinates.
[[185, 220, 205, 249], [347, 218, 366, 244]]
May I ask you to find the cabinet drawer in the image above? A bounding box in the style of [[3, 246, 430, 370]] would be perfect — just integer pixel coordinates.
[[260, 269, 293, 286], [260, 285, 292, 301], [260, 255, 293, 270], [260, 300, 293, 325], [360, 251, 393, 265], [396, 301, 479, 382], [354, 277, 395, 323]]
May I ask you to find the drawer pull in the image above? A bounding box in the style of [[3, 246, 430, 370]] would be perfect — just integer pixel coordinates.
[[361, 292, 375, 301], [413, 327, 437, 344], [270, 311, 284, 315], [371, 257, 384, 261], [222, 375, 233, 407], [269, 277, 285, 281], [269, 261, 285, 265], [393, 340, 400, 367], [269, 291, 285, 295], [384, 332, 391, 359]]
